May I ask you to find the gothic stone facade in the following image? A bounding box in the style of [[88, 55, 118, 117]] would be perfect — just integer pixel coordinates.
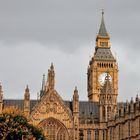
[[0, 13, 140, 140]]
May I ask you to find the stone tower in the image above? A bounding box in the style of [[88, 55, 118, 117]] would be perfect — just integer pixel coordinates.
[[24, 85, 30, 117], [99, 73, 117, 122], [87, 11, 118, 102], [72, 87, 79, 140], [0, 83, 3, 114], [46, 63, 55, 91]]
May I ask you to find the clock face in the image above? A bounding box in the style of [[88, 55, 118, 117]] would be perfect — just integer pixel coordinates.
[[98, 72, 112, 86]]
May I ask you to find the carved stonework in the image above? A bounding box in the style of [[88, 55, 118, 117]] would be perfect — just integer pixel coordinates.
[[32, 111, 40, 120], [30, 90, 73, 131], [40, 105, 46, 113], [46, 102, 57, 113]]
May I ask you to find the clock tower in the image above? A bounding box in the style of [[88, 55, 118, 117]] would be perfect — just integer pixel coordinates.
[[87, 11, 118, 102]]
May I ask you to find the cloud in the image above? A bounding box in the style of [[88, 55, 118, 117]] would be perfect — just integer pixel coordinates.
[[0, 0, 140, 101], [0, 41, 92, 100]]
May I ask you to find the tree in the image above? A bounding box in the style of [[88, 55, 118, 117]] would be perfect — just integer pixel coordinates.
[[0, 107, 45, 140]]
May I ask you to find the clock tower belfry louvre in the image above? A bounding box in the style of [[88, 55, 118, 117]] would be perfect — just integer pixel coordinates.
[[87, 11, 118, 102]]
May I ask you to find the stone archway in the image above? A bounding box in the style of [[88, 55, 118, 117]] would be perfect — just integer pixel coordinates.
[[38, 117, 69, 140]]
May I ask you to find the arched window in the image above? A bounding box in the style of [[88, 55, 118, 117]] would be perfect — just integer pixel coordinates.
[[119, 124, 123, 139], [57, 128, 66, 140], [95, 129, 99, 140], [102, 106, 105, 119], [102, 129, 105, 140], [128, 121, 131, 137], [79, 129, 84, 140], [110, 127, 112, 140], [139, 118, 140, 134], [38, 118, 68, 140], [46, 124, 56, 140]]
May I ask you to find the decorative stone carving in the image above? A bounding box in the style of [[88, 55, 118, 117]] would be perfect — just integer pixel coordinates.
[[30, 90, 72, 126]]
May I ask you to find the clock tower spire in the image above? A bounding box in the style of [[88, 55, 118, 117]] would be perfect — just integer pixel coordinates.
[[87, 12, 118, 102]]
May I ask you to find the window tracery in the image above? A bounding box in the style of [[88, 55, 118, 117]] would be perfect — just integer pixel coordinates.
[[39, 118, 68, 140]]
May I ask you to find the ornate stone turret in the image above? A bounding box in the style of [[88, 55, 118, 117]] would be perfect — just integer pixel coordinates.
[[135, 94, 139, 111], [72, 87, 79, 140], [73, 86, 79, 113], [125, 100, 129, 114], [130, 97, 134, 113], [24, 85, 30, 117], [116, 106, 119, 118], [40, 74, 46, 98], [0, 83, 3, 114], [99, 73, 117, 122], [120, 103, 124, 117], [46, 63, 55, 91]]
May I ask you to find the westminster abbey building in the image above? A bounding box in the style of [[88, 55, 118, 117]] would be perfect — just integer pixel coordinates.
[[0, 12, 140, 140]]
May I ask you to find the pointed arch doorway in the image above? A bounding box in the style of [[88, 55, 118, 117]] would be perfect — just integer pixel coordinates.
[[38, 117, 69, 140]]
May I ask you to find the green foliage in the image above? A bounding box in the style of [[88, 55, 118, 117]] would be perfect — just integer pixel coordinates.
[[0, 113, 45, 140]]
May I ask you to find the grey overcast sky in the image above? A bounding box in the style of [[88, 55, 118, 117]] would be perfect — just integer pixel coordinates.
[[0, 0, 140, 102]]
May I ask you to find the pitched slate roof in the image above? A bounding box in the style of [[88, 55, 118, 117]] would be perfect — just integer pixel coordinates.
[[79, 101, 99, 118], [98, 11, 108, 37], [94, 48, 115, 61], [4, 99, 24, 110], [3, 99, 100, 119], [3, 99, 37, 111]]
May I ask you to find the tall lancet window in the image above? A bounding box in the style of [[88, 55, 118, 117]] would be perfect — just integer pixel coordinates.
[[87, 129, 91, 140], [102, 129, 105, 140], [139, 118, 140, 134], [95, 129, 99, 140], [110, 127, 112, 140], [128, 121, 131, 137]]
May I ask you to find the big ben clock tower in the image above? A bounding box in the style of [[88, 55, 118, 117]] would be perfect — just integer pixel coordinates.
[[87, 11, 118, 102]]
